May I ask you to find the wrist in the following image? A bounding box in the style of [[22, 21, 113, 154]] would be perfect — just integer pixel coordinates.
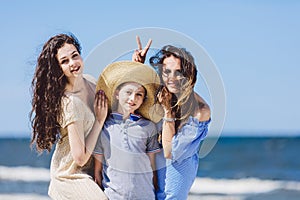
[[162, 117, 176, 122], [164, 109, 173, 117]]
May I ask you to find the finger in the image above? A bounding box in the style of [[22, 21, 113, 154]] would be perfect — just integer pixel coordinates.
[[95, 90, 100, 102], [162, 86, 168, 95], [95, 92, 100, 109], [132, 50, 140, 62], [101, 92, 108, 110], [157, 91, 163, 103], [141, 38, 152, 56], [136, 54, 142, 62], [101, 92, 106, 108], [104, 94, 108, 109], [132, 50, 137, 61], [136, 35, 142, 50]]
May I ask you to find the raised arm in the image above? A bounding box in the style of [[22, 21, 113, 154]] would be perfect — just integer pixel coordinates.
[[157, 87, 175, 159]]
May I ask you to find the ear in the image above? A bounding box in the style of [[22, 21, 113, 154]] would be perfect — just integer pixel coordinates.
[[115, 89, 120, 100]]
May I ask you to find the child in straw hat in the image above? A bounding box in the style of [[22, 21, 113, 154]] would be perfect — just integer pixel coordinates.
[[93, 61, 163, 200]]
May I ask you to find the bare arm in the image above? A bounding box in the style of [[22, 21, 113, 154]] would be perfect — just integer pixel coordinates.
[[68, 90, 108, 167], [148, 152, 158, 191], [194, 93, 211, 122], [157, 87, 175, 159], [161, 114, 175, 159], [94, 154, 104, 189]]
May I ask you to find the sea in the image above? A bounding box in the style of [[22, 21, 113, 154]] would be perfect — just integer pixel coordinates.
[[1, 135, 300, 200]]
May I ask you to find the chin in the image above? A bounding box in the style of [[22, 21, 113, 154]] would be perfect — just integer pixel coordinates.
[[167, 87, 180, 94]]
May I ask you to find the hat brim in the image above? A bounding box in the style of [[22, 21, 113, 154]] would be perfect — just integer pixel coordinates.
[[96, 61, 163, 123]]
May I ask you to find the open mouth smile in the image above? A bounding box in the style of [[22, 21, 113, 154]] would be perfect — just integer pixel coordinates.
[[70, 66, 80, 73]]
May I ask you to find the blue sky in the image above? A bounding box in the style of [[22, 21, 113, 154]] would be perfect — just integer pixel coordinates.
[[0, 1, 299, 137]]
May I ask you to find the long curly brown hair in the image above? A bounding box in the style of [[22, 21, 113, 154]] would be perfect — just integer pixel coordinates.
[[30, 33, 81, 153], [149, 45, 198, 131]]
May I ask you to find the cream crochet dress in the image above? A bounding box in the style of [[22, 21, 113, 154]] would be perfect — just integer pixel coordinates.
[[48, 94, 107, 200]]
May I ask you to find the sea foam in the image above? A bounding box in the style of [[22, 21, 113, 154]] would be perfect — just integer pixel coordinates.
[[0, 165, 50, 182], [1, 165, 300, 196], [191, 177, 300, 195]]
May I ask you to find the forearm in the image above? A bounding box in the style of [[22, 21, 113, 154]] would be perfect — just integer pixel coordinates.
[[84, 89, 107, 159], [157, 87, 176, 159], [148, 153, 158, 191], [84, 120, 105, 162], [94, 154, 103, 188], [69, 90, 107, 167], [161, 112, 176, 159], [69, 120, 104, 167], [85, 121, 101, 151]]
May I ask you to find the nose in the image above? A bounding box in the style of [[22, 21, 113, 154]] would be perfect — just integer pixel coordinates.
[[129, 93, 136, 102], [69, 58, 75, 67], [129, 92, 139, 103], [169, 71, 183, 80], [169, 72, 176, 78]]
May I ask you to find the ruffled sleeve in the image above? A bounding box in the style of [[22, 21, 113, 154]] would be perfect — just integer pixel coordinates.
[[59, 96, 85, 128], [171, 117, 211, 163]]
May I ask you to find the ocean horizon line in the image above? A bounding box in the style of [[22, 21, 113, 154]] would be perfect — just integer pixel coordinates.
[[0, 131, 299, 139]]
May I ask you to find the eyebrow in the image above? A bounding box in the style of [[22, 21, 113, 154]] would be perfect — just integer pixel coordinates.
[[163, 68, 182, 72], [136, 88, 145, 93], [162, 64, 181, 70], [58, 50, 78, 61], [137, 90, 145, 94]]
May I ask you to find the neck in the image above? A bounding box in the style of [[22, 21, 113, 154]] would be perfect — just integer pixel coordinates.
[[114, 109, 134, 120], [65, 75, 84, 93]]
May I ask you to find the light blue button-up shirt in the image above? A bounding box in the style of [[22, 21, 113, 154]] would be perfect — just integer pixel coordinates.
[[94, 113, 160, 200]]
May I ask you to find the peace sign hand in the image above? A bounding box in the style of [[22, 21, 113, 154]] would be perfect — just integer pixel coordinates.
[[132, 36, 152, 63]]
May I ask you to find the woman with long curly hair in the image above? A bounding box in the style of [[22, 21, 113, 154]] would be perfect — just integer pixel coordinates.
[[133, 38, 211, 200], [30, 33, 108, 200]]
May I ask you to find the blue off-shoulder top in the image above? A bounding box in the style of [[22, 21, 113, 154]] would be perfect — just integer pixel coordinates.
[[156, 116, 211, 200], [171, 116, 211, 163]]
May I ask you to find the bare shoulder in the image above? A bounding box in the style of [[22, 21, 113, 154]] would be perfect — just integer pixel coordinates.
[[193, 93, 211, 122], [83, 74, 97, 91], [83, 74, 97, 84]]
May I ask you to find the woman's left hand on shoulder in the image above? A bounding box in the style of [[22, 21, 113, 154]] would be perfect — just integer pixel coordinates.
[[94, 90, 108, 123]]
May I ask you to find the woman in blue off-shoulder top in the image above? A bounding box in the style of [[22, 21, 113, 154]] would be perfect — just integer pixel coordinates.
[[133, 38, 211, 200]]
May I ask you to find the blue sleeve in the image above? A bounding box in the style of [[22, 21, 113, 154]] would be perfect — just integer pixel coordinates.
[[146, 121, 161, 153], [171, 118, 211, 162]]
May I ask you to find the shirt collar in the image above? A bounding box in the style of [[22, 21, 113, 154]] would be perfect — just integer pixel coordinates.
[[111, 112, 141, 122]]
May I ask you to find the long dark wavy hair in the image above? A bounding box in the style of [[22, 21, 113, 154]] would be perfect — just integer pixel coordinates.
[[150, 45, 198, 131], [30, 33, 81, 153]]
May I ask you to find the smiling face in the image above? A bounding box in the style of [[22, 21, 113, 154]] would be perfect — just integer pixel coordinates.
[[115, 82, 146, 116], [56, 43, 84, 84], [162, 55, 184, 94]]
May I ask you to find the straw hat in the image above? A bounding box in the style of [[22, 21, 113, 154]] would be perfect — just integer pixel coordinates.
[[96, 61, 164, 123]]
